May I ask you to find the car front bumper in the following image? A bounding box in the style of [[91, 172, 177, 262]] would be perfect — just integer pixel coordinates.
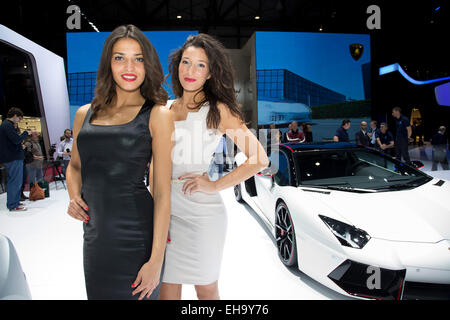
[[298, 234, 450, 300]]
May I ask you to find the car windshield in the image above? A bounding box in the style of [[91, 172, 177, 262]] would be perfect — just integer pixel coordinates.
[[294, 148, 432, 191]]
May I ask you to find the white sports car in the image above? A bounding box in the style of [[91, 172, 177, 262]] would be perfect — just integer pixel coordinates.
[[233, 142, 450, 300]]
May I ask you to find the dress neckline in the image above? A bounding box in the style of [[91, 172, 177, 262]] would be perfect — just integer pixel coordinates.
[[88, 99, 148, 127], [168, 99, 208, 123]]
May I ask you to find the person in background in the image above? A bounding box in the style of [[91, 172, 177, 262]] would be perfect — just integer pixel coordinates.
[[0, 107, 32, 211], [376, 123, 395, 156], [355, 121, 370, 146], [20, 137, 29, 201], [213, 135, 227, 178], [430, 126, 449, 171], [411, 120, 418, 146], [57, 129, 73, 177], [333, 119, 351, 142], [304, 123, 313, 142], [415, 119, 425, 147], [13, 119, 29, 201], [282, 123, 292, 143], [367, 120, 379, 148], [392, 107, 412, 163], [286, 121, 305, 143], [266, 123, 276, 146], [267, 124, 282, 154], [24, 131, 45, 184], [300, 123, 311, 142], [273, 128, 282, 144]]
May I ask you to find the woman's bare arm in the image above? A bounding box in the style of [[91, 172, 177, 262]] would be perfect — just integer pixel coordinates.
[[213, 102, 269, 192], [66, 104, 90, 222], [149, 160, 154, 197], [147, 104, 174, 264]]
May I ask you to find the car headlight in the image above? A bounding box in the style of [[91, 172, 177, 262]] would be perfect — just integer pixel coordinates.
[[319, 215, 371, 249]]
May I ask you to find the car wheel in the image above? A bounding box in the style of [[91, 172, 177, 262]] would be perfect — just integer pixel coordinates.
[[234, 183, 244, 203], [275, 201, 298, 267]]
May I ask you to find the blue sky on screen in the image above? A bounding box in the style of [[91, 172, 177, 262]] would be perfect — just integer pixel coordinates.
[[255, 32, 371, 101], [66, 30, 198, 97]]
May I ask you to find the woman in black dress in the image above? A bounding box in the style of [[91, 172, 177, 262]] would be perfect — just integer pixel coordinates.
[[66, 25, 173, 300]]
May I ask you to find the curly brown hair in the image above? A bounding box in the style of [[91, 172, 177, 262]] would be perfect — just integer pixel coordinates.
[[91, 24, 168, 114], [169, 33, 244, 129]]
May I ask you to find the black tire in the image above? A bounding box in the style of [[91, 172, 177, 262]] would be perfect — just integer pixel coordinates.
[[234, 183, 244, 203], [275, 201, 298, 267]]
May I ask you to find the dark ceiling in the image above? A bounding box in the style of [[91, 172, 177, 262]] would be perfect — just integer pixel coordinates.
[[1, 0, 448, 79]]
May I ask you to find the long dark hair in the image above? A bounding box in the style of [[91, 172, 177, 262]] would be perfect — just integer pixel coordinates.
[[91, 24, 168, 115], [169, 33, 244, 129]]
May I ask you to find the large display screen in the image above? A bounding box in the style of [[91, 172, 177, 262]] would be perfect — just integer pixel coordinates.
[[66, 30, 197, 127], [255, 31, 371, 142]]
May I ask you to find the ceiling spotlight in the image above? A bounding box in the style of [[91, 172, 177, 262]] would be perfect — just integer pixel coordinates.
[[319, 25, 323, 31], [255, 16, 261, 20], [176, 15, 182, 19]]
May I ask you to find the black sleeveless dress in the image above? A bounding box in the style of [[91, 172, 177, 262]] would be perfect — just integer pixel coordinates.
[[77, 99, 162, 300]]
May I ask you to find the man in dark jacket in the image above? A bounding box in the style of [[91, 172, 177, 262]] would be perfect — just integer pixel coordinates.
[[333, 120, 351, 142], [392, 107, 412, 163], [0, 108, 31, 211], [376, 123, 395, 157], [367, 120, 379, 148], [355, 121, 370, 146], [431, 126, 449, 171]]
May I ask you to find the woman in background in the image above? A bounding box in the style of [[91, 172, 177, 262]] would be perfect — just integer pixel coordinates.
[[66, 24, 173, 300], [24, 131, 45, 184]]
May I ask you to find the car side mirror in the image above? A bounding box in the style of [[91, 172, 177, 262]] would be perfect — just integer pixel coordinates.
[[410, 160, 424, 169], [258, 165, 277, 176]]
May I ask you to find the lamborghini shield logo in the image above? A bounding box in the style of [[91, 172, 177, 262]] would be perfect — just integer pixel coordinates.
[[350, 44, 364, 61]]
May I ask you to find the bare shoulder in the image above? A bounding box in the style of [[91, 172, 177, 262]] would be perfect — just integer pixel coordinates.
[[73, 104, 91, 126], [149, 104, 174, 132], [76, 104, 91, 116], [216, 101, 231, 117], [216, 101, 244, 130], [150, 104, 172, 121]]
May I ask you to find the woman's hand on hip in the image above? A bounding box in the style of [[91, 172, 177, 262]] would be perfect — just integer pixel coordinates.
[[131, 260, 163, 300], [179, 172, 217, 195], [67, 196, 89, 222]]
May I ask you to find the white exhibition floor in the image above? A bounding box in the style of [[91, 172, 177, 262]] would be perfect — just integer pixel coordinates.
[[1, 164, 449, 300]]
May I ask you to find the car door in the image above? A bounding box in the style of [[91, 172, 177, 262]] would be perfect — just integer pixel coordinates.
[[255, 150, 291, 226]]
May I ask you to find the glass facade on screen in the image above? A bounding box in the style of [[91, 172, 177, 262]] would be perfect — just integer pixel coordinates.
[[68, 72, 96, 106], [257, 69, 346, 106]]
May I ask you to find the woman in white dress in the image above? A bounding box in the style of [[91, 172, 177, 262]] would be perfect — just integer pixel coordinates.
[[155, 34, 269, 300]]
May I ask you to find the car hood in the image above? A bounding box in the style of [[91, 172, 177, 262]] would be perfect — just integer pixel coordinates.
[[298, 179, 450, 243]]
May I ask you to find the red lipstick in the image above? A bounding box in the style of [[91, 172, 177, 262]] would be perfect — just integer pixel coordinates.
[[121, 74, 137, 82], [184, 77, 196, 83]]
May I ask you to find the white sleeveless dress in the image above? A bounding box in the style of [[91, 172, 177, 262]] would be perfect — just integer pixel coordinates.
[[162, 99, 227, 285]]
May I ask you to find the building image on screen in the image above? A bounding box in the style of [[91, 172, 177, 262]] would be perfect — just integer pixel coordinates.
[[255, 32, 371, 142]]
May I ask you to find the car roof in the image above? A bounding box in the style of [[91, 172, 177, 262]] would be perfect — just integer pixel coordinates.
[[279, 142, 361, 153]]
